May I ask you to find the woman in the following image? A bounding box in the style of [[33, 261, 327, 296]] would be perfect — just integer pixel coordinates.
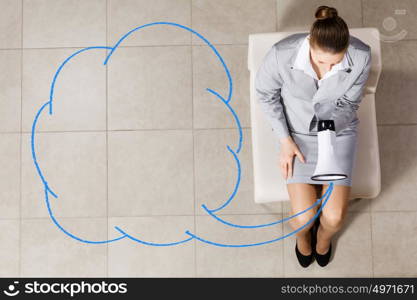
[[255, 5, 372, 267]]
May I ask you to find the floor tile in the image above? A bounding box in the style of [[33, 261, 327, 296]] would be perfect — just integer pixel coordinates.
[[108, 0, 191, 46], [193, 45, 250, 129], [0, 220, 19, 277], [194, 129, 282, 215], [363, 0, 417, 41], [0, 50, 21, 132], [375, 41, 417, 124], [21, 132, 107, 218], [195, 214, 284, 277], [108, 216, 195, 277], [107, 46, 192, 130], [192, 0, 276, 45], [283, 212, 373, 277], [276, 0, 362, 31], [0, 133, 20, 219], [0, 0, 22, 49], [22, 48, 107, 132], [23, 0, 106, 48], [108, 130, 194, 216], [372, 212, 417, 277], [21, 218, 107, 277], [372, 126, 417, 211], [348, 198, 371, 212]]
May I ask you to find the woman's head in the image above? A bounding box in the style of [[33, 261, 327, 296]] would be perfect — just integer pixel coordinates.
[[309, 6, 349, 67]]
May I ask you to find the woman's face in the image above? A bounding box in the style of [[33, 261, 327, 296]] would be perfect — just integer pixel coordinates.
[[309, 45, 345, 70]]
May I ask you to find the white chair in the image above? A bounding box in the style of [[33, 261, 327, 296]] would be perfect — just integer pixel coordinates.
[[248, 28, 382, 203]]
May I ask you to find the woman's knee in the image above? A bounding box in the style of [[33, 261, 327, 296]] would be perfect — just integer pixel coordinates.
[[289, 210, 316, 231], [321, 209, 347, 231], [287, 183, 319, 231]]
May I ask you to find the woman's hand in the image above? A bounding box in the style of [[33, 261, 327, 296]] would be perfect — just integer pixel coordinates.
[[279, 136, 306, 179]]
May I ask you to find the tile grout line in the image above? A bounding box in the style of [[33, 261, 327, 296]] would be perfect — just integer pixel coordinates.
[[277, 0, 286, 279], [282, 218, 285, 277], [363, 0, 374, 278], [10, 211, 289, 222], [0, 43, 252, 51], [10, 122, 417, 136], [8, 209, 417, 221], [370, 207, 375, 277], [362, 0, 373, 278], [18, 0, 23, 278], [17, 127, 252, 134], [191, 0, 197, 279], [1, 38, 417, 52], [376, 123, 417, 126], [1, 37, 417, 52], [105, 0, 109, 279], [10, 209, 417, 222], [275, 0, 278, 32]]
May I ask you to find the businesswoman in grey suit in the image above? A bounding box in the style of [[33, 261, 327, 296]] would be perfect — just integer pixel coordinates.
[[255, 6, 372, 268]]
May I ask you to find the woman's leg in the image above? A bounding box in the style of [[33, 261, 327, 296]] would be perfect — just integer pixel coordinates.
[[317, 184, 350, 254], [287, 183, 319, 255]]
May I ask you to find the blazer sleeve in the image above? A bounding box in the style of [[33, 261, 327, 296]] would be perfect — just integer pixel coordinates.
[[330, 50, 372, 135], [254, 45, 290, 140]]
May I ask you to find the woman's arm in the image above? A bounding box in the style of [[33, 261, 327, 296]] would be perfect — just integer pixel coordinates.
[[254, 45, 290, 141], [255, 44, 305, 178], [329, 50, 372, 135]]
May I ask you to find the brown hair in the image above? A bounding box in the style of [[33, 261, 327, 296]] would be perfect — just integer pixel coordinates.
[[309, 6, 349, 54]]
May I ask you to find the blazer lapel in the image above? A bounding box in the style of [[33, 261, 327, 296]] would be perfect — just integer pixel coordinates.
[[285, 34, 318, 101], [312, 70, 350, 103], [312, 43, 356, 103], [287, 68, 318, 101], [285, 38, 357, 103]]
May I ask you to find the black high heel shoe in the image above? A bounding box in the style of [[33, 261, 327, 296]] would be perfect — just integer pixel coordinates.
[[315, 243, 332, 267], [294, 226, 315, 268], [313, 217, 332, 267]]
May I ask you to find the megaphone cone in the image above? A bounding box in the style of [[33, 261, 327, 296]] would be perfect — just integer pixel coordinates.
[[311, 120, 347, 181]]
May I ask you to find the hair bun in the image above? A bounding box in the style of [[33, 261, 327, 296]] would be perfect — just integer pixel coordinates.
[[315, 5, 338, 20]]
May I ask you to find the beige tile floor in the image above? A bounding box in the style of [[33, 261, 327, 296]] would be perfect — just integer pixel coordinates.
[[0, 0, 416, 277]]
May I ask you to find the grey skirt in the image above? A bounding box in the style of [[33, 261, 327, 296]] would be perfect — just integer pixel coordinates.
[[283, 127, 358, 187]]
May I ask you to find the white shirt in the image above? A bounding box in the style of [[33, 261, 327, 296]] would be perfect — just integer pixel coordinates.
[[293, 34, 350, 87]]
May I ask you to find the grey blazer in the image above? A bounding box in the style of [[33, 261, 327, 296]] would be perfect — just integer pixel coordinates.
[[254, 32, 372, 138]]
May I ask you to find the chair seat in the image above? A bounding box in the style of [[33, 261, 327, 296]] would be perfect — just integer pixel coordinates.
[[248, 28, 382, 203]]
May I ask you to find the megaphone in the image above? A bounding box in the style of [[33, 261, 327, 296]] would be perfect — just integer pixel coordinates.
[[311, 120, 347, 181]]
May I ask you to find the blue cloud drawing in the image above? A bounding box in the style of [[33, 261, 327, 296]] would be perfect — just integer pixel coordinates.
[[31, 22, 332, 247]]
